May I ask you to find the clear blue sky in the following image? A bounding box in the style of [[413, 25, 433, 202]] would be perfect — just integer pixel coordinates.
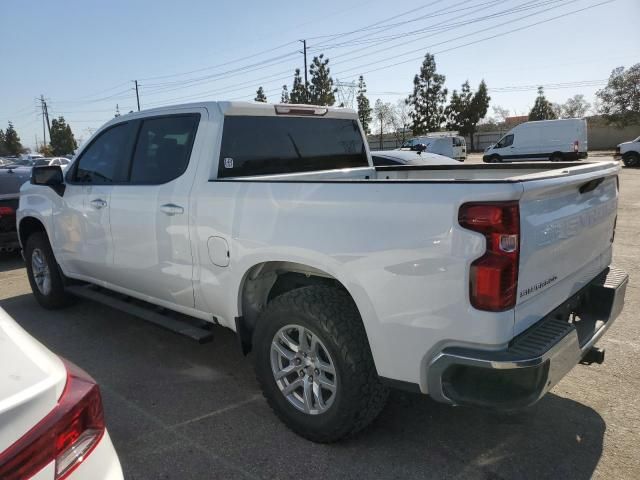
[[1, 0, 638, 149]]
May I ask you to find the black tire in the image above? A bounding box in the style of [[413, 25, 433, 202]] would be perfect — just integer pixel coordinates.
[[24, 232, 72, 309], [253, 285, 389, 443], [550, 152, 564, 162], [622, 152, 640, 168], [487, 155, 501, 163]]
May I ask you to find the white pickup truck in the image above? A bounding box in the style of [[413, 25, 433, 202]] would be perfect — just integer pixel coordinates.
[[17, 102, 628, 442], [615, 135, 640, 167]]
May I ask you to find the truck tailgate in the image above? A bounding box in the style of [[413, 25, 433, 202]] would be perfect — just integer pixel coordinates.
[[515, 163, 619, 335]]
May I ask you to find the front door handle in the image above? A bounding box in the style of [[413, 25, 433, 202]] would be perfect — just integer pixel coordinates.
[[90, 198, 107, 209], [160, 203, 184, 216]]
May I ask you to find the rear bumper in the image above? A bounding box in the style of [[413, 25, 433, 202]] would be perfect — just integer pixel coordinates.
[[427, 266, 628, 409], [0, 232, 19, 249]]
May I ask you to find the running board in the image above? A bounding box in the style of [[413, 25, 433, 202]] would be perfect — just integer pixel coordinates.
[[66, 285, 214, 343]]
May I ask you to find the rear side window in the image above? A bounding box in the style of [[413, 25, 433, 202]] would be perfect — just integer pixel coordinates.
[[73, 123, 134, 183], [218, 116, 367, 178], [129, 114, 199, 184]]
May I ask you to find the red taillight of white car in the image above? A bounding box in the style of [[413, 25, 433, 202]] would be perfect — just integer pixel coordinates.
[[0, 206, 15, 217], [0, 360, 105, 480], [458, 201, 520, 312]]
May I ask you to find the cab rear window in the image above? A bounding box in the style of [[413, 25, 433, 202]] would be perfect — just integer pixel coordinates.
[[218, 116, 367, 178]]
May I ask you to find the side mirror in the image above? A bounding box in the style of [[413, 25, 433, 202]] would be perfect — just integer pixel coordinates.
[[31, 165, 65, 196]]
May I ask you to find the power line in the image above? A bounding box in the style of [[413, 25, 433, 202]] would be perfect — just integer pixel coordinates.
[[332, 0, 612, 79], [138, 41, 298, 82]]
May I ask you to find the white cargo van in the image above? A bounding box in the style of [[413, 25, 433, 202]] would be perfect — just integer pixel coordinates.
[[483, 118, 588, 162], [401, 135, 466, 161]]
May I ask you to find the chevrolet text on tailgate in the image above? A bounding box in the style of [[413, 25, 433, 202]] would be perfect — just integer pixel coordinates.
[[17, 102, 628, 442]]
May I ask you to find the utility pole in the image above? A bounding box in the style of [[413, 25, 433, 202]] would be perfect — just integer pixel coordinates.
[[299, 40, 308, 102], [43, 99, 51, 139], [40, 95, 47, 147], [133, 80, 141, 111]]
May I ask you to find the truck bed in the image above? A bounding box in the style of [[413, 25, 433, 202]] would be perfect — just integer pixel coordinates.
[[217, 161, 618, 183]]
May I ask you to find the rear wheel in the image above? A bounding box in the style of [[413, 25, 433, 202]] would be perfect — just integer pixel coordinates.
[[550, 152, 564, 162], [253, 285, 389, 443], [25, 232, 72, 309], [622, 152, 640, 167]]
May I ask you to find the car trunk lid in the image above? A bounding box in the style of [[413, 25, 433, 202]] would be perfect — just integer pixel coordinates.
[[0, 307, 66, 452]]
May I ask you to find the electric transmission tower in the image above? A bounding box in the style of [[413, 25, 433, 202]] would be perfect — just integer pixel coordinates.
[[335, 79, 357, 109]]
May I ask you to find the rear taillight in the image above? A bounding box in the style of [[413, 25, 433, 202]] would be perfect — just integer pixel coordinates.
[[459, 202, 520, 311], [0, 206, 14, 217], [0, 359, 105, 480], [574, 140, 579, 153]]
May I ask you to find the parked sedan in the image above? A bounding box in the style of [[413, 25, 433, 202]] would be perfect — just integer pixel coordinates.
[[371, 149, 460, 166], [0, 307, 123, 479], [0, 166, 31, 252]]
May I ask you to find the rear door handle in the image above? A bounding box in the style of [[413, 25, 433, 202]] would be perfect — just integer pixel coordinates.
[[160, 203, 184, 216], [90, 198, 107, 209]]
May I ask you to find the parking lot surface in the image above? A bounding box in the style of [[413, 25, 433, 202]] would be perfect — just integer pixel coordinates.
[[1, 159, 638, 479]]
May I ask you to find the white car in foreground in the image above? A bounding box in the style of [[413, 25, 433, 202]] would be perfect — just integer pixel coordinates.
[[0, 308, 123, 479], [370, 150, 460, 166]]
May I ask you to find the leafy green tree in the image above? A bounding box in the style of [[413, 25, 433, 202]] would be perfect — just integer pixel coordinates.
[[0, 129, 7, 156], [308, 54, 336, 106], [289, 68, 307, 104], [49, 117, 78, 155], [356, 75, 372, 133], [596, 64, 640, 126], [254, 86, 267, 103], [280, 85, 289, 103], [528, 87, 557, 121], [406, 53, 447, 135], [445, 80, 490, 150], [560, 94, 591, 118], [3, 122, 23, 155]]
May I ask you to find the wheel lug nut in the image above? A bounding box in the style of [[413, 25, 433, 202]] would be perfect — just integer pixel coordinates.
[[295, 358, 301, 365], [308, 376, 313, 381], [314, 369, 319, 375], [299, 371, 304, 377]]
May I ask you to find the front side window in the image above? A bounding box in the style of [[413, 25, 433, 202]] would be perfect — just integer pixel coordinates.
[[73, 123, 133, 183], [218, 116, 368, 178], [129, 114, 199, 184], [496, 134, 514, 149]]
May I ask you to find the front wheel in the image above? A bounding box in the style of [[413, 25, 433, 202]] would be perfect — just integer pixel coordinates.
[[25, 232, 72, 309], [623, 152, 640, 167], [253, 285, 388, 443]]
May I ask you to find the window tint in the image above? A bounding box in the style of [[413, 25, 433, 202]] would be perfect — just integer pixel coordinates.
[[74, 123, 133, 183], [219, 116, 367, 178], [129, 114, 199, 184], [496, 134, 514, 148]]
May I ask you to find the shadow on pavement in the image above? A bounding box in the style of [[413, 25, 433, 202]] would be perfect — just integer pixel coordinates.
[[0, 251, 23, 273], [0, 292, 605, 480]]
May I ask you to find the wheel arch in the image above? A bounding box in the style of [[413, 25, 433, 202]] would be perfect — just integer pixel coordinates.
[[18, 216, 49, 249], [235, 260, 373, 356]]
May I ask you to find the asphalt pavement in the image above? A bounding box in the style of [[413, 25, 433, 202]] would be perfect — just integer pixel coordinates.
[[0, 158, 638, 479]]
